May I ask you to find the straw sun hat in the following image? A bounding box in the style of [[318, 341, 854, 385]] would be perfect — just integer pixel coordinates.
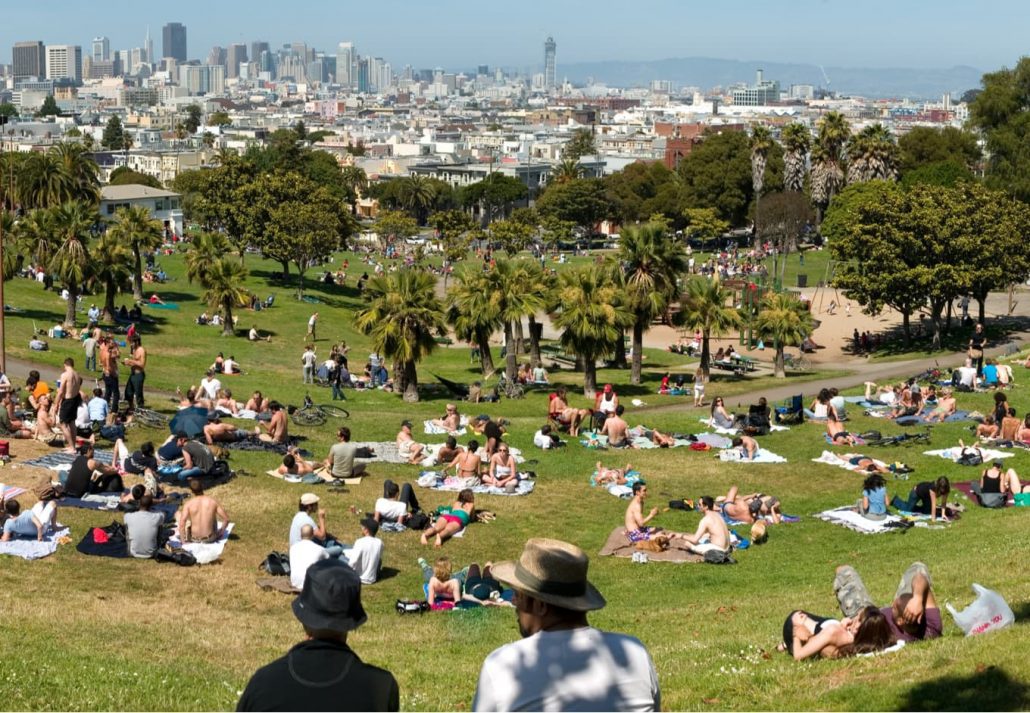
[[491, 538, 607, 612]]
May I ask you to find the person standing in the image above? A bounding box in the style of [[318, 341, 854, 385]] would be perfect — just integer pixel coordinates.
[[306, 312, 319, 342], [237, 559, 399, 711], [54, 358, 84, 453], [968, 322, 986, 378], [123, 335, 147, 409], [301, 345, 317, 384], [83, 332, 98, 372], [473, 538, 660, 711], [100, 336, 120, 412]]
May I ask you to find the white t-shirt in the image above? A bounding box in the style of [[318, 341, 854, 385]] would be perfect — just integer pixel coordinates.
[[301, 350, 316, 368], [200, 377, 221, 400], [344, 535, 383, 584], [533, 430, 553, 449], [75, 403, 91, 430], [308, 315, 317, 329], [374, 498, 407, 521], [289, 511, 317, 547], [473, 627, 660, 712], [249, 328, 259, 341], [223, 359, 238, 374], [32, 501, 56, 529], [957, 366, 977, 387], [289, 538, 329, 590]]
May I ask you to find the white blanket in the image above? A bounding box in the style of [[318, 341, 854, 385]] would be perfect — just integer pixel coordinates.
[[423, 415, 470, 436], [812, 451, 889, 472], [816, 507, 905, 534], [923, 447, 1013, 463], [0, 526, 70, 560], [699, 418, 789, 435], [718, 448, 787, 464], [169, 522, 235, 564]]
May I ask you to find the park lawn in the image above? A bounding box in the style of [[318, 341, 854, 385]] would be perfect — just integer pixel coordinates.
[[0, 252, 1028, 711]]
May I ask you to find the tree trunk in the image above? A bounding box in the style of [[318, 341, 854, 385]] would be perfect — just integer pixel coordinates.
[[279, 260, 290, 278], [901, 310, 911, 345], [977, 296, 986, 326], [614, 329, 628, 370], [131, 243, 144, 301], [514, 319, 525, 357], [103, 279, 118, 321], [64, 284, 78, 327], [477, 328, 496, 377], [930, 301, 946, 351], [222, 301, 235, 336], [774, 346, 785, 378], [296, 266, 306, 300], [583, 359, 598, 397], [945, 300, 953, 336], [700, 333, 711, 379], [630, 320, 644, 385], [403, 361, 419, 402], [504, 322, 517, 382], [528, 315, 542, 368]]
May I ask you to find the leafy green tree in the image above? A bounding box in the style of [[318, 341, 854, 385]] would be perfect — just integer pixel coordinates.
[[49, 202, 98, 326], [52, 143, 100, 205], [750, 125, 774, 238], [484, 259, 549, 382], [90, 229, 133, 321], [780, 122, 811, 193], [755, 192, 814, 284], [207, 110, 232, 127], [109, 166, 162, 189], [37, 95, 60, 117], [399, 175, 437, 225], [754, 293, 816, 377], [183, 104, 202, 133], [541, 215, 576, 251], [846, 124, 898, 184], [0, 103, 17, 119], [0, 212, 19, 279], [810, 111, 851, 221], [899, 161, 974, 188], [564, 128, 597, 161], [603, 160, 684, 227], [201, 257, 249, 336], [509, 206, 539, 227], [184, 232, 231, 286], [201, 131, 215, 148], [674, 277, 742, 379], [513, 260, 554, 368], [536, 178, 608, 233], [183, 151, 257, 260], [618, 223, 688, 384], [430, 209, 476, 278], [969, 57, 1030, 203], [897, 126, 981, 176], [446, 265, 502, 376], [552, 157, 583, 184], [102, 115, 125, 150], [550, 266, 631, 395], [682, 207, 729, 242], [459, 173, 527, 224], [65, 126, 81, 138], [293, 120, 307, 140], [356, 269, 447, 402], [341, 165, 368, 215], [15, 208, 57, 267], [490, 218, 534, 257], [108, 205, 164, 300], [374, 210, 419, 251]]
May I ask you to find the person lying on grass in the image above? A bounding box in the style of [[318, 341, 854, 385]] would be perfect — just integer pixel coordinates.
[[826, 415, 856, 446], [278, 451, 314, 478], [627, 425, 676, 448], [421, 489, 475, 548], [840, 454, 891, 474], [593, 462, 639, 486], [925, 387, 957, 423], [427, 556, 461, 609], [779, 606, 895, 660], [715, 486, 782, 524], [834, 562, 943, 643]]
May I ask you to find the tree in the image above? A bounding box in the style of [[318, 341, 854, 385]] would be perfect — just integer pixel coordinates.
[[207, 110, 232, 127], [184, 232, 231, 286], [535, 178, 608, 233], [541, 215, 576, 251], [674, 278, 742, 379], [618, 223, 688, 384], [293, 120, 307, 140], [447, 265, 502, 377], [846, 124, 898, 184], [109, 167, 162, 189], [754, 293, 816, 377], [898, 126, 981, 176], [750, 125, 774, 239], [102, 115, 125, 150], [550, 266, 631, 396], [780, 122, 811, 193], [513, 260, 554, 368], [810, 111, 851, 221], [37, 95, 60, 117], [374, 210, 419, 251], [0, 103, 17, 119], [431, 209, 476, 277], [108, 205, 164, 300], [183, 104, 202, 134], [49, 202, 98, 326], [65, 126, 81, 138], [356, 269, 446, 402], [490, 218, 534, 257], [969, 58, 1030, 203], [564, 128, 597, 161], [552, 157, 583, 184], [90, 229, 133, 321], [459, 173, 527, 225], [201, 257, 249, 336], [755, 192, 814, 284], [485, 259, 549, 383], [201, 132, 215, 148], [398, 175, 436, 225], [341, 165, 368, 215], [682, 207, 729, 243], [15, 208, 58, 269], [51, 142, 100, 205], [603, 160, 684, 227]]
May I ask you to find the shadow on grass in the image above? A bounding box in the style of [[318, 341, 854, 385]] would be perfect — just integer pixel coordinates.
[[869, 315, 1030, 359], [898, 665, 1028, 711], [1010, 600, 1030, 623], [145, 291, 198, 303]]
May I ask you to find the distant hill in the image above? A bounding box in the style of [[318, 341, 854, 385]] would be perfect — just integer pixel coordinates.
[[558, 57, 984, 99]]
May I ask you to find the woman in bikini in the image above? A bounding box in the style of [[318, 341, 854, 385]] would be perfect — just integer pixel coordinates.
[[420, 489, 475, 547], [483, 444, 518, 489], [780, 606, 894, 660], [443, 439, 482, 480], [825, 415, 855, 445]]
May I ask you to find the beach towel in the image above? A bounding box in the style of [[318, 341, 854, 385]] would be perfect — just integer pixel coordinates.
[[1, 485, 26, 501], [699, 418, 789, 435], [695, 433, 733, 449], [22, 449, 116, 471], [896, 410, 970, 426], [597, 526, 704, 563], [423, 415, 469, 436], [824, 433, 867, 446], [923, 447, 1013, 463], [168, 523, 234, 564], [816, 506, 943, 534], [718, 448, 787, 464], [145, 302, 179, 310], [415, 471, 535, 496], [350, 441, 408, 464], [953, 480, 1015, 508], [720, 511, 801, 526], [0, 526, 71, 559], [812, 451, 890, 473]]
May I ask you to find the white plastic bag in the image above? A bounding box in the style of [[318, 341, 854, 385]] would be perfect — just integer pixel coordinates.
[[946, 583, 1015, 636]]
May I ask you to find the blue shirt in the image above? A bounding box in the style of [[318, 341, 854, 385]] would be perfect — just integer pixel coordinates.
[[87, 396, 108, 422], [983, 364, 998, 384], [864, 486, 888, 515]]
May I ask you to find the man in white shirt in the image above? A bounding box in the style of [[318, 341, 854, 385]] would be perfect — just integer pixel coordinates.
[[87, 304, 101, 323], [956, 358, 978, 390], [344, 518, 383, 585], [199, 370, 222, 401], [289, 523, 329, 591], [301, 346, 317, 384], [373, 480, 420, 524], [533, 424, 560, 449], [473, 538, 660, 712]]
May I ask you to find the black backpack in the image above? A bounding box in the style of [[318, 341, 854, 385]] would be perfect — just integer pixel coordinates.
[[407, 511, 430, 531], [208, 459, 232, 479], [260, 551, 290, 576], [704, 549, 736, 564]]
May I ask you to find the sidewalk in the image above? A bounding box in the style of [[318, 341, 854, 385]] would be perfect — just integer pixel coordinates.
[[2, 354, 177, 402]]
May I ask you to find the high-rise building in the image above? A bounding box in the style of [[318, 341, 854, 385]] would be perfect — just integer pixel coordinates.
[[162, 23, 187, 62], [145, 26, 153, 66], [180, 64, 225, 95], [45, 44, 82, 83], [544, 36, 556, 89], [92, 37, 110, 63], [207, 46, 226, 69], [335, 42, 354, 88], [251, 41, 270, 65], [226, 43, 247, 78], [477, 65, 489, 76], [12, 41, 45, 80]]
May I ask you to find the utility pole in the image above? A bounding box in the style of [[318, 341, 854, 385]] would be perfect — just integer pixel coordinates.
[[0, 114, 8, 374]]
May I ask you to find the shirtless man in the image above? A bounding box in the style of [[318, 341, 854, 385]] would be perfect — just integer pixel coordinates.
[[826, 415, 855, 446], [176, 479, 228, 543], [624, 481, 679, 542], [203, 418, 249, 445], [255, 401, 288, 444], [926, 388, 957, 423], [682, 496, 732, 554], [716, 485, 783, 524], [548, 387, 590, 437], [594, 461, 637, 486], [999, 408, 1020, 441], [732, 434, 759, 460], [442, 439, 482, 478], [123, 336, 147, 409], [101, 336, 120, 412], [54, 358, 84, 453], [278, 449, 314, 477], [245, 391, 270, 414], [33, 394, 61, 444], [431, 403, 461, 433], [600, 404, 631, 448], [396, 420, 425, 464]]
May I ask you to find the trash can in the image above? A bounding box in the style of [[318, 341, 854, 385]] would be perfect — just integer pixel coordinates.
[[797, 274, 808, 288]]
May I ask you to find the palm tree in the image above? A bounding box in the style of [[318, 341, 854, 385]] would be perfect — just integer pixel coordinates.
[[91, 229, 133, 321], [341, 165, 368, 216], [750, 125, 774, 239], [552, 157, 583, 184], [550, 266, 631, 396], [201, 257, 249, 337], [356, 269, 446, 402], [811, 111, 851, 221], [16, 208, 58, 268], [618, 223, 688, 384], [781, 122, 811, 193], [754, 292, 816, 378], [109, 205, 164, 300], [846, 124, 898, 184], [49, 202, 98, 326], [18, 151, 72, 209], [184, 232, 231, 286], [511, 259, 555, 369], [674, 277, 742, 380], [399, 174, 435, 225], [51, 142, 100, 204], [446, 265, 502, 377], [486, 259, 548, 383]]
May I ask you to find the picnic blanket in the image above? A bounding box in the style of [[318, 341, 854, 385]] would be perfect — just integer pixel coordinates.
[[351, 442, 408, 464], [75, 523, 130, 558], [256, 577, 298, 594], [423, 416, 469, 436], [895, 410, 971, 426], [953, 480, 1015, 508], [597, 526, 704, 563], [695, 433, 733, 449], [145, 302, 179, 310], [721, 512, 801, 526], [57, 492, 180, 522], [419, 443, 525, 468], [168, 523, 234, 564], [816, 506, 943, 534], [813, 451, 890, 473], [23, 449, 116, 471], [699, 418, 789, 435], [923, 447, 1013, 463], [263, 466, 362, 486], [0, 526, 71, 559], [718, 448, 787, 464], [1, 485, 27, 501], [416, 471, 535, 496]]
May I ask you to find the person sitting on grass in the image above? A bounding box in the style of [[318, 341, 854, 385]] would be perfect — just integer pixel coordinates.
[[780, 606, 895, 660], [856, 473, 889, 520], [289, 524, 329, 592], [926, 387, 957, 423], [420, 489, 475, 548], [0, 391, 32, 439], [599, 405, 631, 448], [624, 481, 681, 542], [254, 401, 288, 444], [245, 390, 270, 415], [395, 420, 425, 465], [290, 492, 343, 557], [826, 415, 856, 446], [278, 451, 314, 478], [593, 462, 639, 486], [176, 479, 228, 543], [345, 517, 383, 585], [1, 492, 58, 542], [892, 477, 951, 521], [427, 556, 462, 610], [999, 408, 1020, 441], [441, 440, 482, 480], [248, 325, 272, 342], [710, 396, 735, 429], [975, 415, 998, 439], [435, 435, 464, 464], [32, 394, 62, 446], [681, 496, 731, 555], [62, 442, 125, 497], [483, 443, 518, 490], [731, 434, 759, 460], [430, 403, 462, 433]]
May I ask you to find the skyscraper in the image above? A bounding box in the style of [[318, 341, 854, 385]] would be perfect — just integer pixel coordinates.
[[92, 37, 110, 62], [12, 41, 45, 80], [335, 42, 354, 88], [207, 46, 226, 69], [251, 41, 270, 64], [226, 43, 247, 78], [162, 22, 187, 62], [145, 26, 153, 65], [544, 36, 556, 89], [46, 44, 82, 82]]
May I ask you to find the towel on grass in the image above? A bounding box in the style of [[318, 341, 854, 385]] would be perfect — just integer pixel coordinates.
[[721, 512, 801, 526], [816, 506, 942, 534], [0, 526, 71, 559], [1, 485, 26, 501], [423, 416, 469, 436], [813, 451, 889, 473], [953, 480, 1014, 507], [896, 410, 970, 426], [699, 418, 789, 435], [718, 448, 787, 464], [597, 526, 704, 563], [415, 471, 535, 496], [145, 302, 179, 310], [23, 449, 115, 471], [168, 523, 234, 564], [924, 447, 1013, 463], [824, 433, 867, 446]]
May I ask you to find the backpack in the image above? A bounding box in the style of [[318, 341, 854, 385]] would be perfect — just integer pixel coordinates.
[[207, 459, 232, 479], [396, 599, 430, 614], [703, 549, 736, 564], [407, 511, 430, 531], [957, 451, 983, 466], [260, 551, 291, 576], [155, 548, 197, 566]]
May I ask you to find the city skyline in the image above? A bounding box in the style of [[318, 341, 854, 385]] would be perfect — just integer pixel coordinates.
[[1, 0, 1027, 74]]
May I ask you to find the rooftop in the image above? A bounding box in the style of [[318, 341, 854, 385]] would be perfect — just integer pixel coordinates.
[[99, 184, 180, 201]]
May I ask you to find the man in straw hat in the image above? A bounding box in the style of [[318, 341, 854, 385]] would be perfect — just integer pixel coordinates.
[[237, 559, 398, 711], [473, 538, 660, 711]]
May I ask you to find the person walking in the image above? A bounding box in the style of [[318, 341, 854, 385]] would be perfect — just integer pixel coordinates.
[[307, 312, 319, 342]]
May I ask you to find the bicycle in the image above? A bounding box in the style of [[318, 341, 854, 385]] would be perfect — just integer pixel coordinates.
[[783, 353, 811, 372], [497, 373, 524, 400], [866, 430, 932, 447], [290, 394, 350, 426], [127, 406, 169, 429]]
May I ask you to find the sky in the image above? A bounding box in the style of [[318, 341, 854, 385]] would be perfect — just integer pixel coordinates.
[[2, 0, 1026, 72]]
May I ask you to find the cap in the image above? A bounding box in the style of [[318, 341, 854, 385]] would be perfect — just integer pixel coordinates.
[[300, 493, 320, 506], [603, 384, 613, 393]]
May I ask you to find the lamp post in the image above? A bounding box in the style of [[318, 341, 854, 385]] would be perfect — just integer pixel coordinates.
[[0, 114, 8, 375]]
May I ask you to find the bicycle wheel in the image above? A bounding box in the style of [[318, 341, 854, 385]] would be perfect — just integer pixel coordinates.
[[292, 408, 327, 427], [133, 408, 168, 428], [317, 404, 350, 419]]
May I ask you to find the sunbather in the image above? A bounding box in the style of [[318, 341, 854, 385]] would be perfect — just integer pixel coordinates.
[[441, 440, 482, 479], [593, 461, 638, 486], [780, 606, 894, 660], [427, 557, 462, 609], [278, 452, 314, 478], [483, 444, 518, 489], [710, 396, 735, 429], [396, 421, 425, 465], [420, 489, 474, 548], [628, 425, 675, 447], [1, 492, 58, 542], [731, 435, 759, 460], [715, 485, 782, 524], [840, 453, 890, 474], [430, 404, 462, 433], [826, 415, 856, 445], [926, 388, 957, 422], [681, 496, 731, 554]]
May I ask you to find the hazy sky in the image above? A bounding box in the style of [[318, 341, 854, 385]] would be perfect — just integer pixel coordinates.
[[2, 0, 1025, 71]]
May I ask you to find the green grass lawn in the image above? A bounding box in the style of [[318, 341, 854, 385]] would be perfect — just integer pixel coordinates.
[[0, 252, 1028, 711]]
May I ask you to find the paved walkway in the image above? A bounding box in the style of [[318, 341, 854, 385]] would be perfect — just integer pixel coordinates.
[[1, 353, 178, 402]]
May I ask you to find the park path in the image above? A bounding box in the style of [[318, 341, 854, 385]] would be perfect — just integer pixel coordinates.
[[1, 354, 178, 402]]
